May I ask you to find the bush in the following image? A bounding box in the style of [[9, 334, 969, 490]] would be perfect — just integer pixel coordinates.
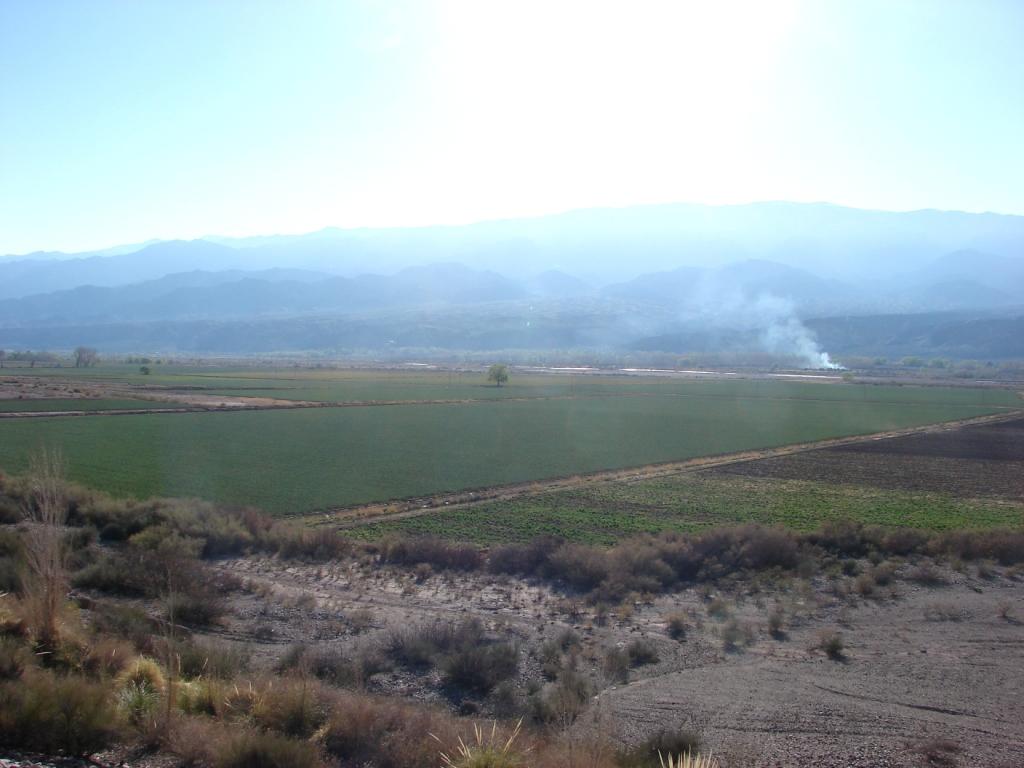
[[665, 613, 688, 641], [0, 636, 30, 680], [173, 638, 251, 679], [602, 647, 629, 683], [442, 642, 519, 694], [767, 607, 786, 639], [381, 536, 482, 571], [274, 527, 350, 561], [116, 656, 166, 694], [252, 676, 326, 738], [117, 679, 160, 724], [618, 727, 701, 768], [214, 730, 322, 768], [814, 631, 845, 661], [626, 638, 659, 667], [0, 670, 118, 755]]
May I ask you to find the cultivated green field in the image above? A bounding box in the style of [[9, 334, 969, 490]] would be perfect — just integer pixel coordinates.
[[0, 370, 1017, 515], [350, 474, 1024, 545]]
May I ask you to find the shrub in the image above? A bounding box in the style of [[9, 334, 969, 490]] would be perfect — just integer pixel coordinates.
[[626, 638, 659, 667], [813, 630, 845, 661], [83, 636, 136, 678], [117, 679, 160, 724], [853, 572, 876, 596], [214, 730, 322, 768], [720, 619, 753, 652], [252, 677, 326, 738], [275, 527, 350, 561], [923, 602, 970, 622], [603, 647, 630, 683], [167, 591, 226, 627], [908, 563, 947, 587], [909, 738, 961, 768], [442, 642, 519, 694], [488, 536, 563, 576], [665, 613, 688, 641], [767, 607, 786, 639], [619, 727, 701, 768], [531, 669, 593, 725], [0, 636, 30, 680], [381, 536, 483, 571], [0, 670, 118, 755], [116, 656, 166, 694], [437, 720, 526, 768], [173, 638, 251, 680]]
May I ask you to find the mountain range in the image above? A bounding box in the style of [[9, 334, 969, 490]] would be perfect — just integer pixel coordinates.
[[1, 202, 1022, 361]]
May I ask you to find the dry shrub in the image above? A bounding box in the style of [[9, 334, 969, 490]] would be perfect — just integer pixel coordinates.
[[214, 729, 323, 768], [530, 669, 593, 725], [602, 646, 630, 683], [0, 668, 119, 755], [322, 691, 463, 768], [879, 528, 929, 556], [83, 636, 136, 678], [251, 676, 327, 738], [908, 563, 947, 587], [381, 535, 483, 571], [626, 638, 659, 667], [618, 727, 702, 768], [767, 606, 786, 639], [0, 636, 31, 681], [438, 719, 527, 768], [665, 612, 689, 641], [812, 630, 845, 661], [116, 656, 166, 694], [274, 526, 350, 561], [923, 602, 970, 622], [932, 529, 1024, 566], [488, 536, 563, 575], [443, 642, 519, 694], [909, 738, 962, 768]]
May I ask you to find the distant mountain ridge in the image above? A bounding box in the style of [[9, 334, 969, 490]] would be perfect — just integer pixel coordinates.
[[2, 201, 1022, 361]]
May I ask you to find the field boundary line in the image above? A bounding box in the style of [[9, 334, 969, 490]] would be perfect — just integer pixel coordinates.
[[310, 409, 1024, 529]]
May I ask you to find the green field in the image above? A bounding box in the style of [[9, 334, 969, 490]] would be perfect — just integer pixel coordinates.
[[0, 398, 172, 413], [351, 474, 1024, 545], [0, 371, 1017, 515]]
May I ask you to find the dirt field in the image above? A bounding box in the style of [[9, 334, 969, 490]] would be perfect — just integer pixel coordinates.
[[163, 554, 1024, 768], [713, 417, 1024, 501]]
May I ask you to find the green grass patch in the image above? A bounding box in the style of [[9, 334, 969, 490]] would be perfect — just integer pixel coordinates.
[[351, 474, 1024, 545]]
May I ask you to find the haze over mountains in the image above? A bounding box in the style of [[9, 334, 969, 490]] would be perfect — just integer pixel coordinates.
[[1, 202, 1022, 362]]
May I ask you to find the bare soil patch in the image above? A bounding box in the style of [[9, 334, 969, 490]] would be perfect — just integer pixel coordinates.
[[715, 418, 1024, 501]]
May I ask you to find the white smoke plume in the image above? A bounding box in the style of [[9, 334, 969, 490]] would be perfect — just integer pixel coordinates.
[[681, 286, 844, 370]]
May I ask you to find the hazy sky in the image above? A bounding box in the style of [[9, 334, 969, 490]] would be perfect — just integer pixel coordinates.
[[2, 0, 1022, 254]]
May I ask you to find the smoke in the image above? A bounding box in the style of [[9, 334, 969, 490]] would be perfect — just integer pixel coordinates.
[[758, 308, 844, 370], [680, 286, 844, 370]]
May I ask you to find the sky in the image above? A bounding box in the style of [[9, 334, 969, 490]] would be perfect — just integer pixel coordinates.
[[1, 0, 1022, 255]]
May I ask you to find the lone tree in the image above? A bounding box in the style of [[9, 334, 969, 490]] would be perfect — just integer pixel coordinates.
[[74, 346, 98, 368], [487, 363, 509, 388]]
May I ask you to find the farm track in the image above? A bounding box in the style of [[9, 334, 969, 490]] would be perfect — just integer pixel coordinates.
[[314, 408, 1024, 529]]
